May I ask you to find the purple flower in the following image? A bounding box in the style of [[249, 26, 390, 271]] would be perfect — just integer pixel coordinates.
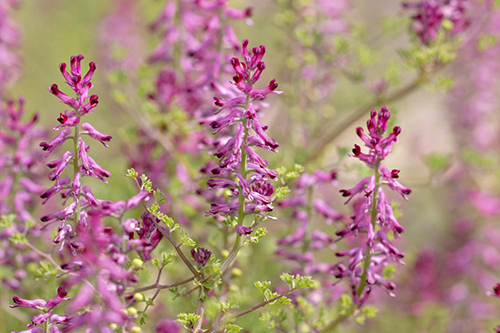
[[191, 247, 212, 267], [333, 107, 410, 303], [235, 225, 252, 236], [206, 40, 281, 222], [45, 286, 71, 308], [39, 128, 71, 157], [81, 123, 112, 147], [10, 296, 46, 309]]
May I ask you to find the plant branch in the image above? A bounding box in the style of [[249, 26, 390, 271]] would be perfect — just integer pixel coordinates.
[[127, 276, 195, 294], [204, 288, 299, 333]]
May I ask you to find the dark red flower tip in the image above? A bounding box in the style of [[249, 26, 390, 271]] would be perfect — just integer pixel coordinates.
[[269, 79, 278, 91], [245, 7, 253, 16], [214, 97, 224, 107], [49, 84, 60, 94], [89, 94, 99, 105], [57, 113, 67, 124], [339, 189, 351, 197], [352, 144, 361, 156], [233, 74, 242, 83], [402, 189, 412, 195]]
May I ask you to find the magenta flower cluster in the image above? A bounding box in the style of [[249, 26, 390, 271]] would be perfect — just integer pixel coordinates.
[[206, 39, 282, 222], [40, 55, 108, 241], [333, 107, 411, 304]]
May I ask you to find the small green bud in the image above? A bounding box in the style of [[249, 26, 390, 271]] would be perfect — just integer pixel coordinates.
[[133, 293, 144, 302], [127, 307, 138, 316], [132, 259, 143, 268], [130, 327, 142, 333]]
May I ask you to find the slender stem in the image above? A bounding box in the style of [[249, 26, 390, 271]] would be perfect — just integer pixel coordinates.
[[217, 92, 251, 276], [193, 287, 207, 332], [73, 123, 81, 224], [25, 242, 65, 272], [126, 276, 195, 294], [356, 157, 381, 296], [318, 158, 382, 333], [204, 288, 300, 333], [152, 219, 202, 280]]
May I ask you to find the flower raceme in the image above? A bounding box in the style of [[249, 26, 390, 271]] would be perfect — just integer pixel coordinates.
[[333, 107, 411, 305], [40, 54, 111, 239], [206, 39, 282, 223], [11, 55, 154, 332]]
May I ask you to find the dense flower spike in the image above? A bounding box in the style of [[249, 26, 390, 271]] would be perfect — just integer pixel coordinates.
[[41, 54, 111, 238], [205, 39, 281, 225], [8, 56, 152, 332], [333, 107, 410, 304], [403, 0, 469, 44]]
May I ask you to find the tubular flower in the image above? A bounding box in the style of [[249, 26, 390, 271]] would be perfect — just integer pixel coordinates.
[[333, 107, 411, 304], [40, 54, 113, 240], [191, 247, 212, 267]]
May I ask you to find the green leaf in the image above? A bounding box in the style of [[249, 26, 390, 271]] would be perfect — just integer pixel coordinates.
[[224, 323, 243, 333], [176, 313, 200, 330], [180, 229, 196, 247], [126, 168, 138, 179], [254, 281, 272, 294]]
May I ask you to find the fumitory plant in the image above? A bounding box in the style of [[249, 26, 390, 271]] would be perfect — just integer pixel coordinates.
[[4, 1, 500, 333]]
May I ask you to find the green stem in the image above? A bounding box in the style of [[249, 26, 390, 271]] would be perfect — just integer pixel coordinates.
[[193, 286, 207, 332], [73, 123, 81, 225], [356, 156, 381, 296], [319, 157, 382, 333], [204, 287, 300, 333], [218, 92, 251, 275], [126, 276, 195, 294]]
